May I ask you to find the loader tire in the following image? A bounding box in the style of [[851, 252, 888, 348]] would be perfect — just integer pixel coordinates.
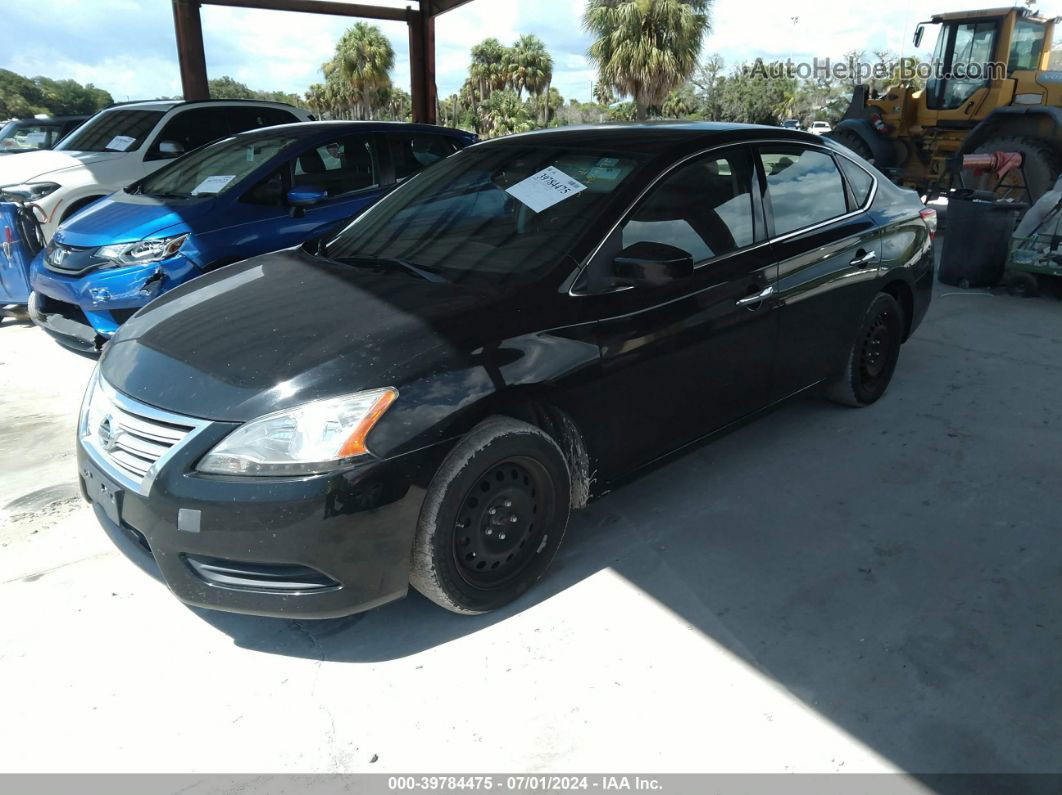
[[829, 129, 876, 164], [973, 136, 1060, 206]]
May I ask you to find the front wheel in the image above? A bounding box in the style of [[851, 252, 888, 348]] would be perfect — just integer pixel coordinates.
[[410, 417, 571, 614], [827, 292, 904, 407]]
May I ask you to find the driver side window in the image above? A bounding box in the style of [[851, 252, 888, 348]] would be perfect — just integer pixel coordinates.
[[621, 148, 756, 265]]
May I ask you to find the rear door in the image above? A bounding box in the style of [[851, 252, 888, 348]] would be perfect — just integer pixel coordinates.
[[760, 144, 882, 399], [587, 144, 778, 473]]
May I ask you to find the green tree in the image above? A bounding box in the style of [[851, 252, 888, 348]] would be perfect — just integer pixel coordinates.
[[208, 76, 256, 99], [0, 69, 112, 118], [584, 0, 712, 120], [481, 89, 534, 138], [506, 34, 553, 123], [328, 22, 395, 120], [470, 37, 510, 102]]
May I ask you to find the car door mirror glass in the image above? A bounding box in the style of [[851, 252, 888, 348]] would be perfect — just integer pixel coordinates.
[[287, 186, 327, 208], [157, 140, 185, 158], [613, 241, 694, 287]]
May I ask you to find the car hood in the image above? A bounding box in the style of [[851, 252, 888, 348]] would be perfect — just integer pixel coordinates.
[[54, 192, 215, 246], [0, 149, 125, 184], [100, 249, 500, 422]]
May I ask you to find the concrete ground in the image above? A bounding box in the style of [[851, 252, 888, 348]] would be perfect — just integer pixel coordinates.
[[1, 264, 1061, 775]]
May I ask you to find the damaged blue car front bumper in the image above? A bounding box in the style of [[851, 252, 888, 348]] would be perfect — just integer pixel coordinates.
[[29, 247, 202, 352]]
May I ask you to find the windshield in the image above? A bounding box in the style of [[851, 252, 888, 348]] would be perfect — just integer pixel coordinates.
[[56, 109, 165, 152], [0, 121, 64, 152], [326, 144, 646, 286], [135, 134, 296, 198]]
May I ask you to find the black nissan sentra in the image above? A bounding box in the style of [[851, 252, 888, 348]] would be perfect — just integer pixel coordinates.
[[78, 123, 935, 617]]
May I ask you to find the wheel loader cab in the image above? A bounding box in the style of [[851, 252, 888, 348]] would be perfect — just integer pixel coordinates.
[[914, 8, 1053, 124]]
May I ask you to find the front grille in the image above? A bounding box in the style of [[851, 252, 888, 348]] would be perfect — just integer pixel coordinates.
[[82, 377, 210, 494], [44, 240, 105, 274], [104, 405, 194, 480]]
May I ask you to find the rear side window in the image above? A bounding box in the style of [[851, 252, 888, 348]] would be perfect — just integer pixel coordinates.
[[293, 134, 377, 197], [226, 106, 300, 132], [622, 147, 757, 263], [150, 108, 231, 159], [760, 147, 847, 236], [389, 134, 461, 181], [838, 156, 874, 208]]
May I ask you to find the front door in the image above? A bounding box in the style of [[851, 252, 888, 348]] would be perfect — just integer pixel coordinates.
[[218, 132, 386, 262], [586, 145, 779, 476]]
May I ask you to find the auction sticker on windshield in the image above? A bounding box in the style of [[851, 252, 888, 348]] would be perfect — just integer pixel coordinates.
[[191, 175, 236, 196], [506, 166, 587, 213], [105, 135, 137, 151]]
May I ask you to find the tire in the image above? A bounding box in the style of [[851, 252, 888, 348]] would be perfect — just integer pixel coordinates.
[[1005, 271, 1040, 298], [409, 416, 571, 614], [827, 292, 905, 407], [972, 136, 1061, 206], [829, 129, 875, 164]]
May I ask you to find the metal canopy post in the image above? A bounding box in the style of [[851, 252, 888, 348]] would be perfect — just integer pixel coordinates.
[[171, 0, 474, 122], [172, 0, 210, 101], [408, 6, 437, 124]]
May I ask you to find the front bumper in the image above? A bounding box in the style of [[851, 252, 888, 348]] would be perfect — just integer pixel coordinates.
[[31, 251, 199, 336], [78, 424, 440, 619]]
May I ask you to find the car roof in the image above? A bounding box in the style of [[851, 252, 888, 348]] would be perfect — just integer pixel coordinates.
[[4, 115, 89, 123], [226, 119, 474, 142], [100, 99, 304, 113], [481, 121, 827, 153]]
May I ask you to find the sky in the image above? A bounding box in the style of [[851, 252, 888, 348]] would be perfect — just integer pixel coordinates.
[[4, 0, 1061, 105]]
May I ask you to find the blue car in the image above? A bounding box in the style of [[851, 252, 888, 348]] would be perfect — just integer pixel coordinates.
[[0, 201, 43, 317], [28, 121, 474, 351]]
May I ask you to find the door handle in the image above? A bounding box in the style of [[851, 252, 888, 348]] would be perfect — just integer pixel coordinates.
[[736, 284, 774, 308], [850, 250, 877, 267]]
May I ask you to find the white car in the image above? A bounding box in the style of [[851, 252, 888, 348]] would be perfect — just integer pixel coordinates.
[[0, 99, 311, 242], [808, 121, 833, 135]]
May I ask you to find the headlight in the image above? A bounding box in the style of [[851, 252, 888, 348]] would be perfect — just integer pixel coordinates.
[[79, 368, 103, 439], [96, 234, 188, 266], [196, 388, 399, 476], [1, 182, 60, 201]]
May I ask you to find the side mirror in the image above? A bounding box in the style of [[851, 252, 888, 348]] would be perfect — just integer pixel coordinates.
[[157, 140, 185, 158], [613, 241, 694, 287], [287, 186, 327, 209], [913, 24, 925, 49]]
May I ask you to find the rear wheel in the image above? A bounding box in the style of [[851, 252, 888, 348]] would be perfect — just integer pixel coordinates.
[[410, 417, 571, 614], [827, 292, 904, 407], [972, 136, 1060, 205]]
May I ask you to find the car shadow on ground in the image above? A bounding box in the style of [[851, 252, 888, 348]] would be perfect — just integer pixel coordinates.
[[195, 287, 1062, 773]]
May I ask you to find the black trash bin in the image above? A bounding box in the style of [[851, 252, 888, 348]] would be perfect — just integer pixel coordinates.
[[939, 189, 1025, 287]]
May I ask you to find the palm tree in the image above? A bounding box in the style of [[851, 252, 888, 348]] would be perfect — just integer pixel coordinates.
[[470, 38, 510, 102], [505, 34, 553, 124], [330, 22, 395, 120], [584, 0, 712, 120]]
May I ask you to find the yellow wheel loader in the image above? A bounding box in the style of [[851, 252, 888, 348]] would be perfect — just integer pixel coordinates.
[[830, 6, 1061, 204]]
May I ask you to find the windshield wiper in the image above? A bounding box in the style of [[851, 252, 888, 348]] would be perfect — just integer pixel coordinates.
[[334, 255, 450, 284]]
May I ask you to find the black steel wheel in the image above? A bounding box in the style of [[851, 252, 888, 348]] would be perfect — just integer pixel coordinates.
[[827, 292, 904, 407], [410, 417, 571, 614]]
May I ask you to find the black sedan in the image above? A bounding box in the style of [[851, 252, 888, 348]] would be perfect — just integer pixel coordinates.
[[78, 122, 935, 617]]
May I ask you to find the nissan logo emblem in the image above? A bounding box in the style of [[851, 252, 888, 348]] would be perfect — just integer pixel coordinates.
[[98, 416, 118, 451]]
